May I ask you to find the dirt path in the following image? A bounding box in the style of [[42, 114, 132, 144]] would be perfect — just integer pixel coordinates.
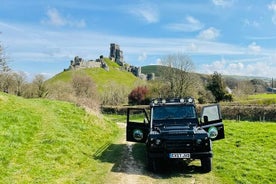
[[105, 123, 219, 184]]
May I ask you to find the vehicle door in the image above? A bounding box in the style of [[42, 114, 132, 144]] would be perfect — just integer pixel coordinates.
[[200, 104, 225, 141], [126, 108, 150, 143]]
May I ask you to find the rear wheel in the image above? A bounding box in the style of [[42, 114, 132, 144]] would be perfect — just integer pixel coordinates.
[[201, 157, 212, 173]]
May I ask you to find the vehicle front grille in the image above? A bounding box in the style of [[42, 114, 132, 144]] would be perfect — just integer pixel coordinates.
[[165, 140, 194, 152]]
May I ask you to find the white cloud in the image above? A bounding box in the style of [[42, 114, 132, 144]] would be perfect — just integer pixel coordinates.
[[129, 3, 159, 23], [248, 42, 261, 53], [212, 0, 233, 7], [156, 58, 162, 65], [166, 16, 204, 32], [199, 58, 276, 77], [186, 42, 198, 52], [268, 1, 276, 11], [41, 8, 86, 28], [243, 19, 260, 27], [138, 52, 147, 61], [197, 27, 220, 41], [268, 1, 276, 24]]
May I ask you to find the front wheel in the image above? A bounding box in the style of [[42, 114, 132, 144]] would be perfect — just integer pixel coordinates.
[[147, 156, 155, 171], [201, 157, 212, 173]]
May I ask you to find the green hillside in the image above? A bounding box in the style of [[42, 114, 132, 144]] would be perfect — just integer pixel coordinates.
[[0, 92, 120, 183], [141, 65, 167, 77], [48, 58, 143, 92]]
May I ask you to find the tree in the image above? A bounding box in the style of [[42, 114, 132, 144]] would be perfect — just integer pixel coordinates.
[[32, 74, 48, 98], [101, 81, 129, 105], [0, 39, 12, 93], [71, 73, 96, 98], [206, 72, 232, 102], [159, 53, 195, 98], [0, 38, 10, 73]]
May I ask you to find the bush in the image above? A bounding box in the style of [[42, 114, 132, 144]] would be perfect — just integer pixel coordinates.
[[128, 86, 149, 105], [47, 74, 100, 113], [221, 105, 276, 121], [100, 82, 129, 106]]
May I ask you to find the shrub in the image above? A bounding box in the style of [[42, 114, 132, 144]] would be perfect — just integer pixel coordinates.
[[128, 86, 149, 105]]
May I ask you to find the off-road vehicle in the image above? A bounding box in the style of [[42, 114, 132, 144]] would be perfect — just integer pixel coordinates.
[[126, 97, 224, 173]]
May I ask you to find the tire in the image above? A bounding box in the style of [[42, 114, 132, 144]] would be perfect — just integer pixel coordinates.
[[147, 156, 155, 172], [201, 157, 212, 173]]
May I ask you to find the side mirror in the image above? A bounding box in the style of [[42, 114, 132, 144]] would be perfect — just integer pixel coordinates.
[[203, 115, 209, 123]]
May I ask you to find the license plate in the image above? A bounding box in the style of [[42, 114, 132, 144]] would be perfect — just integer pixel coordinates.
[[169, 153, 190, 158]]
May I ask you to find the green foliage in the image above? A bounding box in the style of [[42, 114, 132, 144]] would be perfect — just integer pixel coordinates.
[[0, 92, 119, 183], [207, 72, 232, 102], [213, 120, 276, 184], [141, 65, 168, 77]]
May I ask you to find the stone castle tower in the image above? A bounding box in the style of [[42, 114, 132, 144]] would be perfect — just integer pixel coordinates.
[[109, 43, 124, 66]]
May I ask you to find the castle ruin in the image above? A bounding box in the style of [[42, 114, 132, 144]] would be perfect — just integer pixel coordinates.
[[65, 43, 154, 80]]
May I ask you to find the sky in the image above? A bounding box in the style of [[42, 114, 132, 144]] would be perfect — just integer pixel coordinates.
[[1, 0, 276, 80]]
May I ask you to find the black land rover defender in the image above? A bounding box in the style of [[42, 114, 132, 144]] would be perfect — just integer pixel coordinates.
[[126, 97, 224, 173]]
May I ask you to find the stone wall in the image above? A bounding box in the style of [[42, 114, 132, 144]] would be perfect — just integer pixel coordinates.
[[66, 55, 108, 71]]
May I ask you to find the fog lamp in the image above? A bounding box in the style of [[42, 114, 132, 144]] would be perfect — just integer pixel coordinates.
[[196, 139, 202, 145]]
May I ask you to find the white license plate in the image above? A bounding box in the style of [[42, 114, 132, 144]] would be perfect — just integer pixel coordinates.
[[169, 153, 190, 158]]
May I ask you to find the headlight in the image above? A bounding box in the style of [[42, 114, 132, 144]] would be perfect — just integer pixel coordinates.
[[188, 97, 193, 103], [155, 139, 161, 145], [208, 126, 218, 139]]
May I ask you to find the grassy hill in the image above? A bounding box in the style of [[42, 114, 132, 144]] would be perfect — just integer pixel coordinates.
[[0, 92, 120, 183], [48, 58, 143, 92]]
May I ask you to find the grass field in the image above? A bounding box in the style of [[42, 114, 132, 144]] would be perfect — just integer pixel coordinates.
[[232, 93, 276, 105], [106, 114, 276, 184], [1, 92, 275, 183], [213, 120, 276, 184], [0, 92, 119, 183]]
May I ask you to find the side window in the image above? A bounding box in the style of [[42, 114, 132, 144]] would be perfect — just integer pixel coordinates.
[[128, 109, 149, 124], [201, 104, 221, 123]]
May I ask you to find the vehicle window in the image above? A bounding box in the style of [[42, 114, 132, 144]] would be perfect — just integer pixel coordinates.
[[201, 105, 220, 122], [128, 109, 148, 123], [152, 105, 196, 120]]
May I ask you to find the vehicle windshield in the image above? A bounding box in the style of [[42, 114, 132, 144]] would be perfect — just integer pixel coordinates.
[[152, 105, 196, 120]]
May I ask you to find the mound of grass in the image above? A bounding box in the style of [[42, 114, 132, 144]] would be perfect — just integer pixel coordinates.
[[0, 92, 119, 183], [48, 58, 143, 93], [213, 120, 276, 184]]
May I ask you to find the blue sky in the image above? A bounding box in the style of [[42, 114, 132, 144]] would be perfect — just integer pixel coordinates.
[[1, 0, 276, 79]]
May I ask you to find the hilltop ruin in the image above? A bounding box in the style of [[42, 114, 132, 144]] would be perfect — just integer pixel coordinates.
[[65, 43, 155, 80]]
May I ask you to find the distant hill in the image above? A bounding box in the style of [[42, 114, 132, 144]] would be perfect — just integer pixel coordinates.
[[141, 65, 167, 77], [141, 65, 271, 82], [48, 58, 143, 92]]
